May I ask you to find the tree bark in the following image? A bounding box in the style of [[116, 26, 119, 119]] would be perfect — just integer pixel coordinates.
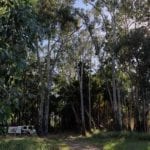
[[71, 103, 81, 131], [43, 40, 51, 135], [85, 109, 96, 130], [78, 62, 86, 135], [117, 84, 122, 130], [88, 59, 92, 130], [111, 2, 121, 130], [112, 54, 119, 130], [37, 42, 45, 135]]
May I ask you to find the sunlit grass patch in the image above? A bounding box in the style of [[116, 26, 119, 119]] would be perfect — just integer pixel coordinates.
[[85, 129, 101, 138], [82, 131, 150, 150], [0, 132, 150, 150], [103, 139, 150, 150], [0, 136, 69, 150], [103, 138, 125, 150]]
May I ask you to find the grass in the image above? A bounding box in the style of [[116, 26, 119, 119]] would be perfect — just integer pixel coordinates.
[[0, 136, 69, 150], [0, 131, 150, 150], [82, 131, 150, 150]]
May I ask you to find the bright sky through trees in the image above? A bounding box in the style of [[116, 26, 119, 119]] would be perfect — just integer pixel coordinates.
[[1, 0, 149, 140], [74, 0, 92, 9], [74, 0, 100, 72]]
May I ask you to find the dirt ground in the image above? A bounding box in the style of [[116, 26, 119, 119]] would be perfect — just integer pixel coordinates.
[[50, 135, 102, 150], [66, 140, 100, 150]]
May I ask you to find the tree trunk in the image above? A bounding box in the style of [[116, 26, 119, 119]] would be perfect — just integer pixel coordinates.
[[117, 85, 122, 130], [111, 3, 121, 130], [43, 40, 51, 135], [71, 103, 81, 131], [42, 38, 61, 135], [37, 43, 45, 135], [78, 62, 86, 135], [88, 59, 92, 130], [112, 54, 120, 130], [85, 109, 96, 130], [38, 92, 44, 135]]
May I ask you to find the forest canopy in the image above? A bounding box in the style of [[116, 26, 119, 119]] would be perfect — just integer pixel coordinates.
[[0, 0, 150, 136]]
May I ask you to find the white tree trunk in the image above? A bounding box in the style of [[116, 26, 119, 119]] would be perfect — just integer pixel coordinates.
[[37, 42, 45, 135]]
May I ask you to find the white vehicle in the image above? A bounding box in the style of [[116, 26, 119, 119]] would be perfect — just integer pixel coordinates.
[[21, 125, 36, 135], [8, 126, 19, 134], [8, 125, 36, 135]]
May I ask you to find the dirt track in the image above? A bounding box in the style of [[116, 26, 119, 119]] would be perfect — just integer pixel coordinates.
[[66, 140, 100, 150]]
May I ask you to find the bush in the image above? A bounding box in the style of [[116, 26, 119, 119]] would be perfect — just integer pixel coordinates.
[[0, 126, 7, 135]]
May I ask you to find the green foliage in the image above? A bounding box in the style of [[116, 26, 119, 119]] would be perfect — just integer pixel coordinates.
[[0, 137, 66, 150], [0, 0, 38, 128], [0, 0, 149, 135]]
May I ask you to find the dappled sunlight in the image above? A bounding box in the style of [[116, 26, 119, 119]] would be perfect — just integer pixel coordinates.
[[103, 138, 125, 150], [85, 129, 101, 138], [0, 136, 67, 150], [0, 132, 150, 150], [80, 131, 150, 150], [0, 136, 25, 142], [0, 1, 149, 150], [59, 144, 70, 150]]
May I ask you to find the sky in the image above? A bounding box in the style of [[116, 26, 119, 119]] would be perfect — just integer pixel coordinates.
[[74, 0, 100, 71], [41, 0, 100, 70], [74, 0, 92, 10]]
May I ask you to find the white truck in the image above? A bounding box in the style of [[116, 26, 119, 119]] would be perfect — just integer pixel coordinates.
[[8, 125, 36, 135]]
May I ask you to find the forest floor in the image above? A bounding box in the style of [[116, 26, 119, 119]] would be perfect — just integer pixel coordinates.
[[0, 131, 150, 150]]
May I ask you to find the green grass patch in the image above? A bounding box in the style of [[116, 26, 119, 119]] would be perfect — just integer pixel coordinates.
[[0, 136, 69, 150], [82, 131, 150, 150], [0, 132, 150, 150]]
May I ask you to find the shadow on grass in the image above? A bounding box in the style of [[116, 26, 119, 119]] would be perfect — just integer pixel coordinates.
[[77, 131, 150, 150], [0, 132, 150, 150], [111, 138, 150, 150]]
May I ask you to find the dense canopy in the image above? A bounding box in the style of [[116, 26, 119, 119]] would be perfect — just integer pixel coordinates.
[[0, 0, 150, 136]]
